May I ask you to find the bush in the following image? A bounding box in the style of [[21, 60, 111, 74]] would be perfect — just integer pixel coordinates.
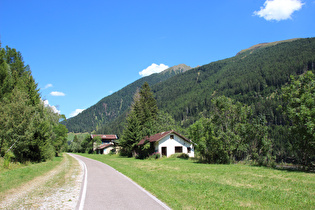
[[169, 153, 189, 159], [148, 152, 161, 160], [3, 151, 15, 169]]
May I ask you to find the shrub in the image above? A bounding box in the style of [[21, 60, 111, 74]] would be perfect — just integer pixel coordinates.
[[169, 153, 189, 159], [3, 151, 15, 169], [148, 152, 161, 160]]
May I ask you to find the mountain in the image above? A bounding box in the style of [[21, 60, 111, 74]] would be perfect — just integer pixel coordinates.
[[62, 64, 192, 132], [96, 37, 315, 135], [153, 38, 315, 127], [236, 38, 301, 56], [64, 38, 315, 135]]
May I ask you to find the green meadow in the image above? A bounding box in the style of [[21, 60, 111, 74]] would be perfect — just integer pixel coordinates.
[[79, 154, 315, 209]]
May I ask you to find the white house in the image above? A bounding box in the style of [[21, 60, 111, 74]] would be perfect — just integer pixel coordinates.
[[96, 143, 116, 154], [138, 130, 195, 157], [92, 134, 119, 154]]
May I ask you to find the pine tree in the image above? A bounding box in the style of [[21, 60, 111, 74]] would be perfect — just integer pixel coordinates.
[[120, 82, 159, 156]]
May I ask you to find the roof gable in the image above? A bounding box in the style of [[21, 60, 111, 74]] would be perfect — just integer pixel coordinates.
[[138, 130, 191, 145], [97, 143, 114, 150], [91, 134, 118, 140]]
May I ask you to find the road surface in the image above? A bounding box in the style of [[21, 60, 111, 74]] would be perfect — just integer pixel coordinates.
[[70, 154, 170, 210]]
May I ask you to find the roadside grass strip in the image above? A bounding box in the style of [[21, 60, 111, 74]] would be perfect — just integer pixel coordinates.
[[0, 154, 82, 209], [0, 156, 63, 194], [79, 154, 315, 209]]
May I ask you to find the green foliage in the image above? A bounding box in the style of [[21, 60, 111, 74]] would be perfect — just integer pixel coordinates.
[[120, 82, 159, 157], [147, 152, 161, 160], [0, 45, 68, 163], [3, 151, 14, 169], [169, 153, 189, 159], [189, 96, 274, 165], [281, 71, 315, 170]]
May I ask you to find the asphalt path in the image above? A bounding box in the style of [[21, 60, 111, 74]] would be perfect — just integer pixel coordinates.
[[70, 154, 170, 210]]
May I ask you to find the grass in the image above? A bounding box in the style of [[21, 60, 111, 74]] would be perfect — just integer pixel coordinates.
[[79, 154, 315, 209], [0, 155, 63, 194]]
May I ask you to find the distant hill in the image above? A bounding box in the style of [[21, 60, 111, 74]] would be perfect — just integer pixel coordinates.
[[97, 37, 315, 135], [153, 38, 315, 127], [64, 38, 315, 135], [62, 64, 192, 132]]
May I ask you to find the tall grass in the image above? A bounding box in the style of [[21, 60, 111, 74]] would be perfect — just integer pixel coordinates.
[[80, 154, 315, 209]]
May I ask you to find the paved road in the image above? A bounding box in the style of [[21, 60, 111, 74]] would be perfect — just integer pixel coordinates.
[[70, 154, 170, 210]]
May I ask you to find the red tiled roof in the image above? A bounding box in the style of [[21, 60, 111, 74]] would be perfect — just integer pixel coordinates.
[[91, 134, 118, 140], [138, 130, 191, 145], [97, 143, 114, 150]]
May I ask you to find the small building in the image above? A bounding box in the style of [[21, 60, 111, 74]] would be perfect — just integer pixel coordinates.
[[138, 130, 194, 157], [92, 134, 119, 154]]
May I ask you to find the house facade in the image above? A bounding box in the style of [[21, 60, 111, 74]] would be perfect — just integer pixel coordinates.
[[138, 130, 194, 157], [91, 134, 119, 154]]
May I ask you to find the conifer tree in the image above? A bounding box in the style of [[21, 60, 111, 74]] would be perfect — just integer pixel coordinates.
[[120, 82, 159, 156]]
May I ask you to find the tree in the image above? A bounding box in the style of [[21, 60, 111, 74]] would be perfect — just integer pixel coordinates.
[[188, 96, 273, 165], [0, 44, 68, 162], [120, 82, 159, 157], [281, 71, 315, 170]]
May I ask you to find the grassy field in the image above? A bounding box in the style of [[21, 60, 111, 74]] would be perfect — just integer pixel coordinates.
[[0, 155, 63, 194], [79, 154, 314, 209]]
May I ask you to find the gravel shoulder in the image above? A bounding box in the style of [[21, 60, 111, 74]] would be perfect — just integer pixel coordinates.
[[0, 153, 83, 209]]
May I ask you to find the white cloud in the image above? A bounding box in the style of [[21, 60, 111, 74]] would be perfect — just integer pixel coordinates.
[[43, 84, 53, 89], [139, 63, 169, 77], [50, 91, 66, 96], [254, 0, 304, 21], [42, 99, 61, 114], [70, 109, 85, 118]]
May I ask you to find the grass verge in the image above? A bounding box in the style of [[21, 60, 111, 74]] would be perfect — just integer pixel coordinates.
[[0, 153, 82, 209], [0, 155, 63, 194], [78, 154, 315, 209]]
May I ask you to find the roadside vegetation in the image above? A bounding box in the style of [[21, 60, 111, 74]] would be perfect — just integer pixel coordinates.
[[79, 154, 315, 209], [0, 154, 81, 209], [0, 155, 63, 194]]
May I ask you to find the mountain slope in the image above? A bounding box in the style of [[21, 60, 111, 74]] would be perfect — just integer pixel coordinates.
[[153, 38, 315, 126], [97, 37, 315, 135], [62, 64, 192, 132]]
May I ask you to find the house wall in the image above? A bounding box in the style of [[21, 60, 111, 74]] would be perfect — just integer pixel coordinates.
[[102, 146, 115, 155], [155, 134, 194, 157]]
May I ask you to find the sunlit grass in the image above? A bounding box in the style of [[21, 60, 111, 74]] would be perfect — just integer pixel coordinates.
[[0, 155, 63, 193], [79, 154, 315, 209]]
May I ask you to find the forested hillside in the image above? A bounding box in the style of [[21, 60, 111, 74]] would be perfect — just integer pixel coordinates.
[[96, 38, 314, 135], [66, 38, 315, 137], [154, 38, 315, 126], [62, 64, 192, 132]]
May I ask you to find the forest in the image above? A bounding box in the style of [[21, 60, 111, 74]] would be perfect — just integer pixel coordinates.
[[67, 38, 315, 169], [0, 44, 68, 164]]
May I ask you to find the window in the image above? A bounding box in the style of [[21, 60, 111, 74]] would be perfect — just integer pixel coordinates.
[[175, 146, 182, 153], [187, 147, 191, 153], [170, 135, 174, 139]]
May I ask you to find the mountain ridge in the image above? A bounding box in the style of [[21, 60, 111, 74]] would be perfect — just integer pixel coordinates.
[[62, 64, 192, 132], [236, 38, 301, 56]]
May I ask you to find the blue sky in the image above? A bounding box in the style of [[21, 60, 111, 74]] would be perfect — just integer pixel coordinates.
[[1, 0, 314, 118]]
